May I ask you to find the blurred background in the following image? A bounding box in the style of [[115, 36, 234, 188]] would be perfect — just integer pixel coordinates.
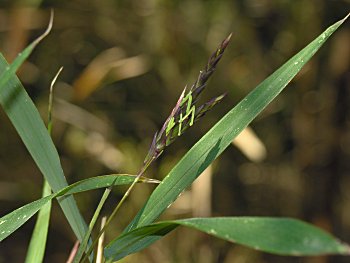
[[0, 0, 349, 262]]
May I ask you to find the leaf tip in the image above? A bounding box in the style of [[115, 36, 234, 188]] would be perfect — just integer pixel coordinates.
[[336, 12, 350, 27], [32, 9, 54, 47], [339, 242, 350, 255]]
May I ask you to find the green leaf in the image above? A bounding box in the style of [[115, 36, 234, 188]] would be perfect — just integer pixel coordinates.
[[25, 67, 63, 263], [0, 12, 89, 243], [106, 14, 349, 259], [104, 217, 350, 260], [24, 181, 52, 263], [0, 174, 158, 242], [73, 187, 113, 263], [0, 11, 52, 94]]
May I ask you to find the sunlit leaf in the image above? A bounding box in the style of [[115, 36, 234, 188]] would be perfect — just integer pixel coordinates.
[[0, 174, 158, 242], [0, 11, 89, 243], [105, 217, 350, 260], [24, 181, 51, 263]]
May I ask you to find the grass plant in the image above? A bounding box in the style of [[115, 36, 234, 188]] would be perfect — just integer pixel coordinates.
[[0, 11, 349, 263]]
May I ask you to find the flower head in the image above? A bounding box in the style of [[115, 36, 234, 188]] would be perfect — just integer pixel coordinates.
[[143, 34, 232, 169]]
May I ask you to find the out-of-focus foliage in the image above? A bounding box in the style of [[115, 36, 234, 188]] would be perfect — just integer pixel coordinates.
[[0, 1, 349, 262]]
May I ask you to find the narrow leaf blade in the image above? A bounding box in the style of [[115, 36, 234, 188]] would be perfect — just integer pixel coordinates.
[[25, 66, 61, 263], [24, 181, 52, 263], [105, 217, 350, 260], [0, 174, 156, 242], [0, 12, 89, 243]]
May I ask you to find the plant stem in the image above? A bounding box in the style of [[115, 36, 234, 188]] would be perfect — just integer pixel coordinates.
[[81, 159, 154, 262], [73, 185, 115, 263], [96, 216, 107, 263]]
